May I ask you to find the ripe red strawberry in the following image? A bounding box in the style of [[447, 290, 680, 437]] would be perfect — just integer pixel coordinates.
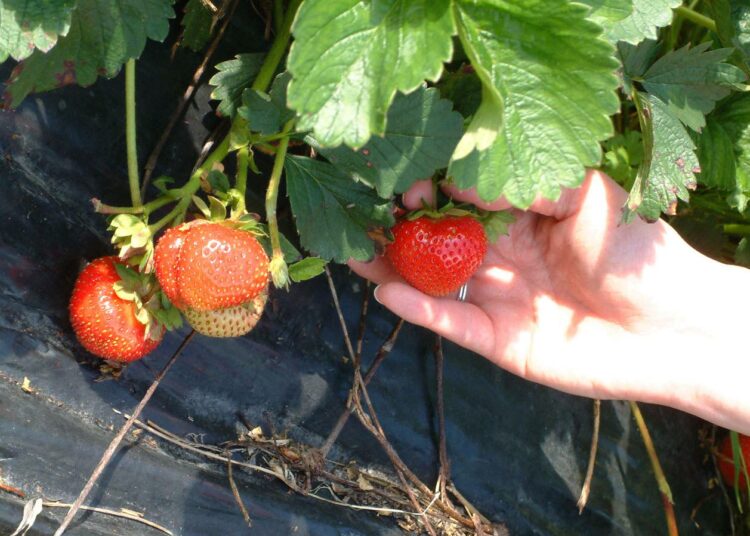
[[182, 291, 267, 337], [386, 215, 487, 297], [154, 221, 269, 312], [69, 257, 163, 361], [718, 433, 750, 488]]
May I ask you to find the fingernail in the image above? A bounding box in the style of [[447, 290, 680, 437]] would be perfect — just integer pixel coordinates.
[[373, 285, 383, 304]]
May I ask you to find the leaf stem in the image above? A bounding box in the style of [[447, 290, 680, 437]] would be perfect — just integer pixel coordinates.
[[149, 136, 231, 234], [265, 120, 294, 286], [252, 0, 302, 92], [723, 224, 750, 236], [93, 194, 177, 216], [125, 59, 142, 208], [673, 6, 717, 33], [235, 145, 249, 214]]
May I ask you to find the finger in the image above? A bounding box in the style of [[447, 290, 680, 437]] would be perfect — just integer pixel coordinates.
[[402, 180, 435, 210], [347, 257, 402, 285], [443, 169, 625, 221], [374, 282, 495, 357]]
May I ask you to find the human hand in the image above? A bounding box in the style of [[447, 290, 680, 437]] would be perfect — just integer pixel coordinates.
[[350, 170, 750, 433]]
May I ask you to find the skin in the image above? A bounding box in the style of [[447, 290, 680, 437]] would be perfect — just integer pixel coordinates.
[[350, 170, 750, 434]]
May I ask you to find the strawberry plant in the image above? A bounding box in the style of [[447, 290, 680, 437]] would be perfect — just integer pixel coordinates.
[[3, 0, 750, 533]]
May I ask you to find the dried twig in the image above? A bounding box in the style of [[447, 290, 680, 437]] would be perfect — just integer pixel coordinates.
[[320, 317, 404, 457], [354, 281, 371, 365], [434, 335, 451, 501], [577, 398, 601, 513], [0, 483, 25, 498], [226, 450, 252, 527], [140, 0, 239, 197], [54, 331, 196, 536], [323, 269, 436, 535], [44, 501, 173, 535], [324, 267, 356, 362]]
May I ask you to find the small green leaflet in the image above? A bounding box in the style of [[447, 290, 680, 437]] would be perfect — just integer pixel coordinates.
[[289, 257, 327, 282], [284, 155, 394, 262], [602, 0, 682, 45], [238, 72, 294, 135], [640, 43, 747, 132], [287, 0, 455, 148], [479, 210, 514, 244], [624, 93, 699, 222], [450, 0, 619, 208], [180, 0, 213, 51], [577, 0, 633, 28], [618, 39, 660, 93], [602, 131, 643, 188], [0, 0, 76, 62], [312, 87, 463, 198], [706, 0, 750, 77], [209, 53, 265, 117], [3, 0, 174, 108], [697, 94, 750, 196]]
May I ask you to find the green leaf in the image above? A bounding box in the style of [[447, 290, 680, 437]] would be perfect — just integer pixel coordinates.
[[437, 67, 482, 119], [603, 0, 682, 45], [209, 53, 265, 117], [706, 0, 750, 77], [180, 0, 213, 51], [0, 0, 76, 62], [313, 86, 463, 198], [618, 39, 660, 93], [289, 257, 328, 282], [697, 93, 750, 195], [577, 0, 633, 27], [449, 0, 619, 207], [3, 0, 174, 108], [697, 120, 737, 190], [238, 72, 294, 135], [284, 155, 394, 262], [735, 237, 750, 267], [479, 210, 514, 244], [641, 43, 747, 132], [207, 169, 230, 194], [287, 0, 455, 148], [602, 130, 643, 188], [625, 93, 699, 221]]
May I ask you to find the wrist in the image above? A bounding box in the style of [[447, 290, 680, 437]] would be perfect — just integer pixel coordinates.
[[665, 261, 750, 433]]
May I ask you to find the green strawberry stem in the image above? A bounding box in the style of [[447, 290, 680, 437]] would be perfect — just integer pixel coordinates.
[[93, 194, 179, 216], [125, 59, 142, 209], [252, 0, 302, 93], [673, 5, 716, 33], [149, 136, 231, 234], [265, 119, 294, 287], [141, 1, 298, 235], [235, 145, 249, 214]]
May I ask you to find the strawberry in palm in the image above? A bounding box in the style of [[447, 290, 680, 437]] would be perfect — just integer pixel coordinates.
[[387, 214, 487, 297]]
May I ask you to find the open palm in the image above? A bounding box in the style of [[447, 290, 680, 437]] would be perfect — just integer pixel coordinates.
[[350, 170, 738, 415]]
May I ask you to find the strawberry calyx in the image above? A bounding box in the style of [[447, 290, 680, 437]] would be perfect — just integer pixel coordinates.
[[112, 263, 182, 341], [401, 201, 515, 244], [108, 214, 155, 272]]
